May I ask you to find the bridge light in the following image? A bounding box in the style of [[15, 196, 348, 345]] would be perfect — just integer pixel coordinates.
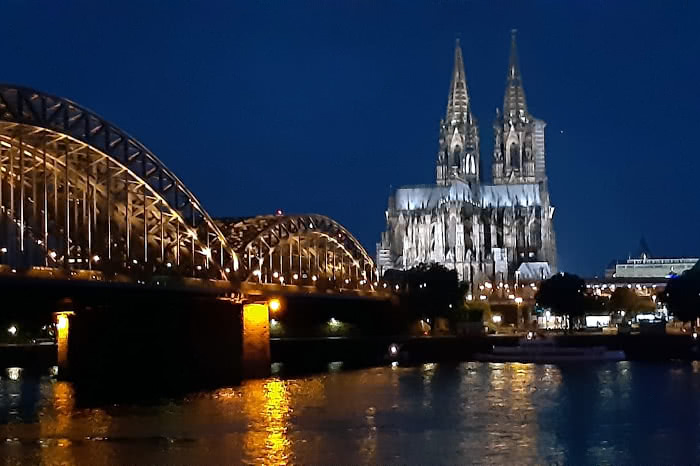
[[6, 367, 21, 381], [279, 276, 284, 284], [395, 284, 399, 290], [166, 262, 172, 268], [196, 265, 202, 271], [200, 247, 211, 258], [92, 255, 100, 262], [292, 273, 299, 280], [252, 269, 261, 277], [275, 209, 283, 216], [225, 267, 231, 273], [515, 297, 523, 304], [312, 275, 317, 281], [7, 325, 17, 336], [132, 259, 138, 264], [273, 271, 279, 279], [188, 229, 198, 240], [492, 314, 502, 324], [0, 247, 6, 253], [344, 279, 350, 284], [508, 294, 515, 300], [268, 299, 281, 313]]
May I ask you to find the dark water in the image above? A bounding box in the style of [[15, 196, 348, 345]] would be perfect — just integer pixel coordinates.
[[1, 361, 700, 464]]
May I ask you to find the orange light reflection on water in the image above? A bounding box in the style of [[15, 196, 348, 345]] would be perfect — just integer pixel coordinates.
[[242, 378, 292, 465]]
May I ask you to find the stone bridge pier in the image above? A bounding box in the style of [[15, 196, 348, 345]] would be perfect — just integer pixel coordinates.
[[58, 292, 274, 388]]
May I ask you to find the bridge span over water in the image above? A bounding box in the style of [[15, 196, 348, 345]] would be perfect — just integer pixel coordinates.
[[0, 84, 377, 296], [0, 85, 393, 384]]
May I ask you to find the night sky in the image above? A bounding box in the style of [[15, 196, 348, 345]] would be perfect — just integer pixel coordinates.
[[3, 1, 698, 276]]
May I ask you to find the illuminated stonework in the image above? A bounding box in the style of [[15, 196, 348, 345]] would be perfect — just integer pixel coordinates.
[[378, 32, 557, 284]]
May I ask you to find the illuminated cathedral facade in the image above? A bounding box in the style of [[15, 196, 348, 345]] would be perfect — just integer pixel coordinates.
[[377, 31, 557, 285]]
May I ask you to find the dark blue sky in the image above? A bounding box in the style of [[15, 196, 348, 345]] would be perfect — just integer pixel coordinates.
[[3, 1, 698, 276]]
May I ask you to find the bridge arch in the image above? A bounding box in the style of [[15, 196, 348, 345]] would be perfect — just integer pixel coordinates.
[[0, 85, 237, 279], [217, 214, 376, 289]]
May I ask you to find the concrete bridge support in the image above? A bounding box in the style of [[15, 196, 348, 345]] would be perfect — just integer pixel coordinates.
[[60, 295, 245, 390], [242, 303, 271, 378]]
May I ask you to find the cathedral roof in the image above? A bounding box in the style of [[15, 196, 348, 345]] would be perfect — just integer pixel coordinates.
[[393, 182, 474, 210], [392, 182, 541, 211], [480, 184, 541, 208]]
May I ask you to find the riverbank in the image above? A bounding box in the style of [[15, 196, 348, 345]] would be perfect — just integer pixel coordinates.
[[0, 334, 697, 375], [271, 333, 700, 369]]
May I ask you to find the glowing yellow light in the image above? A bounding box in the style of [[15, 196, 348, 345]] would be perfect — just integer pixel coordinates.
[[200, 247, 211, 258], [268, 299, 281, 313], [515, 297, 523, 304], [492, 314, 502, 324], [56, 314, 69, 331]]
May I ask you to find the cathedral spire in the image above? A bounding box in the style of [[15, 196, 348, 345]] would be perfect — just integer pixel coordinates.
[[446, 39, 470, 122], [503, 29, 527, 117]]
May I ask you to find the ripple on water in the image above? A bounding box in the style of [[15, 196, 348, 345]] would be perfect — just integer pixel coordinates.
[[0, 362, 698, 464]]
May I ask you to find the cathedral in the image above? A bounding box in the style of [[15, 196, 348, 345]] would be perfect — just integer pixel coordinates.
[[377, 31, 557, 285]]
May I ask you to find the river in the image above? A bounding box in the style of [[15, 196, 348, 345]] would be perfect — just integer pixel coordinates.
[[1, 361, 699, 464]]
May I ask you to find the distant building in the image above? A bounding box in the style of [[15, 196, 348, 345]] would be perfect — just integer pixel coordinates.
[[604, 240, 698, 279], [377, 32, 557, 285], [611, 256, 698, 279]]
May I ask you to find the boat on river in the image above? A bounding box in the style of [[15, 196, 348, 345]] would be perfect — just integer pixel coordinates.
[[474, 332, 626, 363]]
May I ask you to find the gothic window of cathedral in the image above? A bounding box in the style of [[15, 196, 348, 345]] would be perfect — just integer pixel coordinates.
[[516, 220, 526, 251], [510, 142, 520, 169], [530, 219, 542, 249], [496, 210, 504, 248]]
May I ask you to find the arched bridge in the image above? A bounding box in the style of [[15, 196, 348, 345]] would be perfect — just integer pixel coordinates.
[[217, 214, 377, 290], [0, 85, 376, 292]]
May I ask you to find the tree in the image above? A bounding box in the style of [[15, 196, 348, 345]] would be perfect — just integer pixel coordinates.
[[661, 265, 700, 326], [385, 263, 465, 321], [609, 287, 639, 314], [535, 272, 585, 331]]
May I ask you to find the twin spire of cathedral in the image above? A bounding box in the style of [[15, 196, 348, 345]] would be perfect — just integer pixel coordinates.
[[504, 29, 527, 118], [446, 39, 471, 123], [437, 31, 545, 187]]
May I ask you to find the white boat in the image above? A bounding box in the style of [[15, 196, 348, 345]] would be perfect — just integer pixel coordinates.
[[474, 332, 625, 363]]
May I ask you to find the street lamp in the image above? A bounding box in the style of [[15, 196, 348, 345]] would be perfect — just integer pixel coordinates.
[[268, 298, 281, 313]]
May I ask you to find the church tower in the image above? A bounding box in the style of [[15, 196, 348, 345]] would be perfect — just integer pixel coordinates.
[[492, 30, 546, 185], [436, 40, 480, 186]]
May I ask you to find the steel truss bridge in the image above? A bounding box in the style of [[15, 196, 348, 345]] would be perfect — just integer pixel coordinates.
[[0, 85, 376, 292]]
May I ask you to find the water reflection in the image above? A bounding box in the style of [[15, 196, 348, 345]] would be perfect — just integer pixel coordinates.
[[242, 378, 291, 465], [0, 361, 697, 463]]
